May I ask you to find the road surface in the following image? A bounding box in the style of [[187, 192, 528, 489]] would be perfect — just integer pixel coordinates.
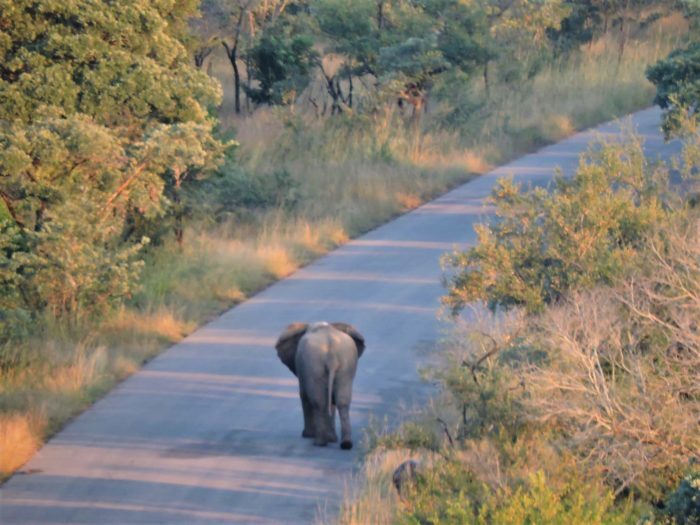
[[0, 108, 681, 524]]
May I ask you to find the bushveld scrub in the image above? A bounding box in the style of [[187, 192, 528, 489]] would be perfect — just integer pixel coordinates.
[[0, 3, 693, 483], [442, 131, 670, 314], [338, 126, 700, 523]]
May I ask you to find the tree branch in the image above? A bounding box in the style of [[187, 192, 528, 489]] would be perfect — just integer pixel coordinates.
[[0, 190, 26, 229]]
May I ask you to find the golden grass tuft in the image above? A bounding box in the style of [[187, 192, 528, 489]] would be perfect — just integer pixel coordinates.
[[331, 449, 409, 525], [0, 413, 43, 477], [258, 244, 297, 278], [395, 192, 422, 211], [44, 346, 108, 394], [104, 309, 196, 345]]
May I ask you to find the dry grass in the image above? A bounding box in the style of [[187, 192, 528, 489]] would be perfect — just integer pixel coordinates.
[[523, 216, 700, 499], [331, 448, 415, 525], [0, 413, 42, 476]]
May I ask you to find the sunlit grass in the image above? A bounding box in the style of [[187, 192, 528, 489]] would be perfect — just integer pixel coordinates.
[[325, 448, 408, 525], [0, 413, 42, 476]]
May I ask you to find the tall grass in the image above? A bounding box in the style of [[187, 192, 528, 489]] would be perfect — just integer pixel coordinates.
[[0, 15, 690, 480]]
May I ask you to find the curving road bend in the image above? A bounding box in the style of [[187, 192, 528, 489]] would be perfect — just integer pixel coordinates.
[[0, 108, 681, 524]]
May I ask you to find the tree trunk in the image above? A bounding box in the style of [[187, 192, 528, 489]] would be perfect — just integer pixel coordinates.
[[232, 53, 241, 114], [348, 71, 353, 109], [617, 19, 626, 65], [223, 41, 242, 115], [617, 1, 630, 66], [483, 61, 490, 99], [173, 178, 184, 248], [35, 200, 46, 232], [194, 47, 213, 70], [245, 54, 252, 113], [321, 65, 343, 115]]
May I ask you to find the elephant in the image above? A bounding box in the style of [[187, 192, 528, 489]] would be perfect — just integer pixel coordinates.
[[275, 321, 365, 449]]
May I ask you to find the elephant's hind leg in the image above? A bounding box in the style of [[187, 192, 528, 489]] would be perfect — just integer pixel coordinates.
[[306, 382, 331, 446], [338, 404, 352, 450], [328, 404, 338, 443], [311, 405, 329, 446], [300, 391, 314, 438]]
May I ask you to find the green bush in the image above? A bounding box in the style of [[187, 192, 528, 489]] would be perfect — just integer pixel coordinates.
[[398, 459, 487, 525], [647, 42, 700, 138], [399, 463, 639, 525], [442, 133, 669, 314], [479, 472, 638, 525], [661, 471, 700, 525], [425, 349, 527, 442]]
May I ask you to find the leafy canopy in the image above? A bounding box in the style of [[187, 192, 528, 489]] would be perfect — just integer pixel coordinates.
[[647, 42, 700, 138], [0, 0, 226, 323]]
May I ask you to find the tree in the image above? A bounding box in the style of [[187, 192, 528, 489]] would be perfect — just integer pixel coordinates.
[[0, 0, 225, 322], [218, 0, 257, 115], [550, 1, 682, 60], [647, 42, 700, 138], [436, 2, 497, 97], [190, 0, 229, 69], [193, 0, 295, 114], [313, 0, 380, 113], [245, 21, 317, 106]]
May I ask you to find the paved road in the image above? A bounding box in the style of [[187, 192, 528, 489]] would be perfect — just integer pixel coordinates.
[[0, 108, 681, 524]]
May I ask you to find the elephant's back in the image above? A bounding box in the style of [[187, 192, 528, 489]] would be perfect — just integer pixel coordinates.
[[296, 326, 353, 362]]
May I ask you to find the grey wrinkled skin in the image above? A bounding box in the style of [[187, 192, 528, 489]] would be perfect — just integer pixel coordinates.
[[276, 322, 365, 449]]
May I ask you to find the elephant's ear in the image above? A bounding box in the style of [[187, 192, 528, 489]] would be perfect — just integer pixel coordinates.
[[275, 323, 308, 376], [332, 322, 366, 358]]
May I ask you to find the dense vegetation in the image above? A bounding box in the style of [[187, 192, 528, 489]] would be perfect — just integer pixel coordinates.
[[0, 2, 698, 511], [340, 120, 700, 525], [0, 1, 226, 333]]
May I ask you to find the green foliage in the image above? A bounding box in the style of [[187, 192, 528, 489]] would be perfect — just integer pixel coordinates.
[[398, 460, 486, 525], [245, 23, 317, 105], [437, 5, 496, 76], [379, 35, 450, 88], [188, 162, 301, 224], [478, 472, 637, 525], [400, 464, 638, 525], [425, 348, 527, 442], [0, 0, 220, 127], [547, 1, 603, 52], [442, 134, 668, 314], [0, 0, 225, 326], [659, 471, 700, 525], [647, 42, 700, 138], [313, 0, 379, 74]]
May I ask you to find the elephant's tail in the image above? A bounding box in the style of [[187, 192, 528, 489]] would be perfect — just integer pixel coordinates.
[[327, 365, 337, 417]]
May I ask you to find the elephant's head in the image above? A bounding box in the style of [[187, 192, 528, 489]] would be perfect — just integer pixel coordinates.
[[275, 322, 366, 376]]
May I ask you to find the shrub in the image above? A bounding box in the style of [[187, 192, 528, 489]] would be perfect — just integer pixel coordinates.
[[423, 316, 531, 443], [519, 213, 700, 499], [442, 132, 669, 314], [647, 42, 700, 138], [660, 471, 700, 525], [479, 471, 638, 525], [399, 462, 639, 525]]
